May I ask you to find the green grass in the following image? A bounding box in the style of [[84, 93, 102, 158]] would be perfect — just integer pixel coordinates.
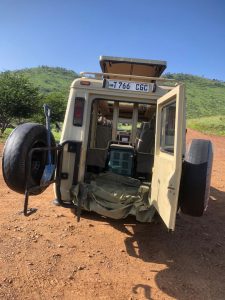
[[0, 128, 13, 143], [51, 128, 61, 143], [187, 115, 225, 136], [118, 124, 132, 131]]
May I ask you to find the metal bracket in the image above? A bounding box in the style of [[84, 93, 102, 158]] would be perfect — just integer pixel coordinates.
[[61, 173, 69, 179], [22, 145, 62, 216]]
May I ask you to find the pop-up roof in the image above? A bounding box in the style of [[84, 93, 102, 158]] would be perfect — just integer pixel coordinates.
[[99, 56, 167, 78]]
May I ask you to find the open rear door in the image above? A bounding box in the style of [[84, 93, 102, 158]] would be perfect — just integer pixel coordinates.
[[150, 85, 185, 230]]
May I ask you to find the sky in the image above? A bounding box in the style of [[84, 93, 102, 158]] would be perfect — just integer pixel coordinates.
[[0, 0, 225, 80]]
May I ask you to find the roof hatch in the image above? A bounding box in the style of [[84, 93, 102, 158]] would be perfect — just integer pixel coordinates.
[[99, 56, 167, 78]]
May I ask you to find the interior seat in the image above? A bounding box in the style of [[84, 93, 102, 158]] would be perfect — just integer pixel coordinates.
[[86, 124, 112, 171], [135, 121, 155, 179]]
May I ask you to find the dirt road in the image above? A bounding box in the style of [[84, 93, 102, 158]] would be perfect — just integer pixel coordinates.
[[0, 129, 224, 300]]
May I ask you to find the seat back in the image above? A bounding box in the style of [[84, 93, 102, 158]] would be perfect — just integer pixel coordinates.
[[86, 125, 112, 171], [136, 122, 155, 154], [136, 121, 155, 178], [95, 124, 112, 148], [86, 148, 108, 168]]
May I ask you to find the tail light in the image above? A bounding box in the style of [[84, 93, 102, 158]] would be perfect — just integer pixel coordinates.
[[73, 97, 85, 126]]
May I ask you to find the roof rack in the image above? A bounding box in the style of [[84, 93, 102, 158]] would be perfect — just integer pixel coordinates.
[[80, 71, 175, 83]]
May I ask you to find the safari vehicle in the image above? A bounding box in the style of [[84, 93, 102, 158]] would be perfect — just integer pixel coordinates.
[[2, 56, 213, 231]]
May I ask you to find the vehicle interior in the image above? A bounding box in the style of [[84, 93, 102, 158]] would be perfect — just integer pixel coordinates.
[[85, 99, 156, 183], [71, 97, 158, 222]]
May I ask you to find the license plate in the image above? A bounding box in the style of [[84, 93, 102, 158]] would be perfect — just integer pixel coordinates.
[[105, 79, 151, 93]]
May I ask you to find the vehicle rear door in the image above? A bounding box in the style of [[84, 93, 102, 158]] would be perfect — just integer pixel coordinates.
[[149, 85, 185, 230]]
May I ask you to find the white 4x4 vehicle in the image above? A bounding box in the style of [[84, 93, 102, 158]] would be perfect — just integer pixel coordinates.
[[2, 56, 213, 230]]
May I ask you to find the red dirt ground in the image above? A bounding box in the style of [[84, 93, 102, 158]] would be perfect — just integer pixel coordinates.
[[0, 129, 224, 300]]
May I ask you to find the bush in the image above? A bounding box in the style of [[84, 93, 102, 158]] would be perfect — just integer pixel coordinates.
[[0, 72, 41, 134]]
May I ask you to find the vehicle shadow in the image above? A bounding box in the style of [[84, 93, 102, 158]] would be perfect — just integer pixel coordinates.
[[126, 187, 225, 299], [83, 187, 225, 300]]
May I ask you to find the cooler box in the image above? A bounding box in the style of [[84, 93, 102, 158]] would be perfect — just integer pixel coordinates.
[[108, 144, 134, 176]]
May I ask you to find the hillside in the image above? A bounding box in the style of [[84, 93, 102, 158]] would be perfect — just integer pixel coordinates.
[[165, 73, 225, 119], [14, 66, 79, 94], [7, 67, 225, 135], [13, 67, 225, 119]]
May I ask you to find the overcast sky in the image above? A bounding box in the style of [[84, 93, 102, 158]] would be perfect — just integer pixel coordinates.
[[0, 0, 225, 80]]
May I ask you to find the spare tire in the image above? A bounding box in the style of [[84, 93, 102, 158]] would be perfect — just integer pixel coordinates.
[[179, 139, 213, 216], [2, 123, 56, 195]]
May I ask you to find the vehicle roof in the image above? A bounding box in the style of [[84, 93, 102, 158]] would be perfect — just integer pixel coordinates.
[[99, 56, 167, 78]]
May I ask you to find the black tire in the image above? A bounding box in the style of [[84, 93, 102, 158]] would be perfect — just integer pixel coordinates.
[[2, 123, 56, 195], [179, 139, 213, 216]]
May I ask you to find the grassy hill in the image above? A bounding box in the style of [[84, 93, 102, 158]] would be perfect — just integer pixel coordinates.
[[8, 67, 225, 136], [165, 73, 225, 119], [165, 73, 225, 136], [14, 66, 79, 95]]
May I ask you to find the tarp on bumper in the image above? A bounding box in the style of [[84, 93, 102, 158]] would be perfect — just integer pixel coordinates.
[[71, 173, 155, 222]]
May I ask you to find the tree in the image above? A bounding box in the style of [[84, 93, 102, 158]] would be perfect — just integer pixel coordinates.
[[0, 72, 40, 134], [39, 92, 67, 124]]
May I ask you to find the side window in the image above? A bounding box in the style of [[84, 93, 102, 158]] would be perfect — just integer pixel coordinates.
[[160, 101, 176, 154]]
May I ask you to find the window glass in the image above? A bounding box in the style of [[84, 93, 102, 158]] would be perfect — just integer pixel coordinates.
[[117, 102, 133, 142], [160, 101, 176, 154]]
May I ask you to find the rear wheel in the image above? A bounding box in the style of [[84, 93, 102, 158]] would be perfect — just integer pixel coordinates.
[[2, 123, 56, 195], [179, 139, 213, 216]]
